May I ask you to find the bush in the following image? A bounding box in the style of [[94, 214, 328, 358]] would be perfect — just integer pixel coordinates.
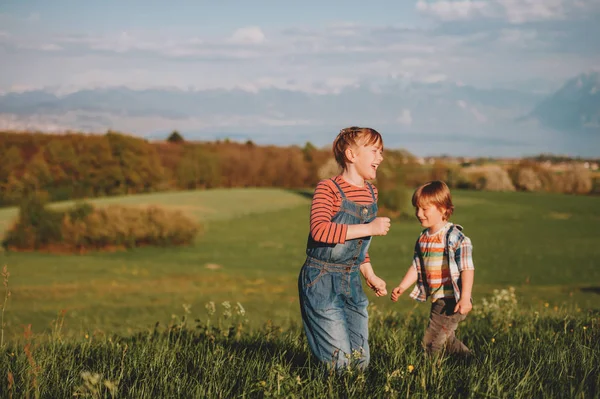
[[461, 165, 516, 192], [513, 167, 543, 192], [2, 192, 63, 249], [2, 199, 200, 252], [561, 166, 592, 194], [62, 205, 200, 250], [317, 158, 341, 180], [378, 185, 410, 218]]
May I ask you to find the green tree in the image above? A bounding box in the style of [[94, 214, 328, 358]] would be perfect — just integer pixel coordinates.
[[175, 146, 221, 189], [167, 130, 185, 143]]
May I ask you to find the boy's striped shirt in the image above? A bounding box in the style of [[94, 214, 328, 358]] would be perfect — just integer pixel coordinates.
[[409, 222, 475, 302], [309, 175, 378, 264], [414, 223, 454, 300]]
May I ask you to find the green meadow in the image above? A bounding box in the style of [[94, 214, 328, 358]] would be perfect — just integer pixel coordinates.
[[1, 188, 598, 339], [1, 188, 599, 397]]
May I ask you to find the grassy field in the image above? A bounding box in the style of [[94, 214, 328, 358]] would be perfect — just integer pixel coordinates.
[[1, 188, 599, 397], [1, 188, 598, 339]]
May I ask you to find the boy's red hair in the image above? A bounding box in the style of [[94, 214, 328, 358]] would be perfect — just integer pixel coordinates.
[[412, 180, 454, 220]]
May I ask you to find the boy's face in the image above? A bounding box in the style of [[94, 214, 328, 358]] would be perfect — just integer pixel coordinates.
[[415, 202, 447, 232], [349, 137, 384, 181]]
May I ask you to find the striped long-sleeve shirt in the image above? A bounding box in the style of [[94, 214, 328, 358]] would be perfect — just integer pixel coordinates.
[[309, 175, 379, 264]]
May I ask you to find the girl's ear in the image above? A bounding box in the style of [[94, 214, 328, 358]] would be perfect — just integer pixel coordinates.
[[345, 146, 357, 163]]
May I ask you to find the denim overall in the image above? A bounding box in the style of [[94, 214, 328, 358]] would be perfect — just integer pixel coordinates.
[[298, 179, 377, 369]]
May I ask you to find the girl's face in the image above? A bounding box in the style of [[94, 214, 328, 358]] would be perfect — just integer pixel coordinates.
[[352, 139, 384, 181], [415, 202, 447, 232]]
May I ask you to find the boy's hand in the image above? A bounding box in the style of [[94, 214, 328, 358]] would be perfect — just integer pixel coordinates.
[[369, 217, 391, 236], [366, 274, 387, 297], [454, 297, 472, 315], [390, 286, 405, 302]]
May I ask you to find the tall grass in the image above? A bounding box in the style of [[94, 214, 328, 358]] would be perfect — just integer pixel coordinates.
[[1, 296, 598, 398]]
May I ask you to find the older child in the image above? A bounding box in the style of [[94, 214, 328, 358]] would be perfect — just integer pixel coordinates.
[[391, 181, 474, 356], [298, 126, 391, 370]]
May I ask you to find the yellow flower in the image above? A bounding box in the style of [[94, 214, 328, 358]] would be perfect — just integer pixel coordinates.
[[544, 303, 549, 308], [407, 365, 415, 373], [85, 334, 89, 339], [583, 326, 588, 330], [491, 338, 495, 343]]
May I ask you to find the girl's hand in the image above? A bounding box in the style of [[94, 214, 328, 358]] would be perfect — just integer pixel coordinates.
[[369, 217, 391, 236], [390, 286, 405, 302], [366, 274, 388, 297], [454, 297, 472, 315]]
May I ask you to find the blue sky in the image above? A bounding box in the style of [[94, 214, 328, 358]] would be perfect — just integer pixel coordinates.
[[0, 1, 599, 156]]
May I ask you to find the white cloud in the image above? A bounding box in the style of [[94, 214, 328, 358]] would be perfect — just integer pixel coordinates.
[[38, 43, 62, 51], [456, 100, 487, 122], [416, 0, 594, 23], [397, 109, 413, 125], [229, 27, 266, 44], [416, 0, 492, 21], [498, 0, 565, 23], [420, 73, 447, 83]]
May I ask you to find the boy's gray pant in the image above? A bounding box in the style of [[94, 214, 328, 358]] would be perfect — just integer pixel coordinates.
[[423, 298, 471, 355]]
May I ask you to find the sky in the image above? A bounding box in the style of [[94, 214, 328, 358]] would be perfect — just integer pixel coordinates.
[[0, 0, 599, 156]]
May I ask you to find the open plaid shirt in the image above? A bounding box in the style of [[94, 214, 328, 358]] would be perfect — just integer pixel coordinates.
[[409, 223, 475, 302]]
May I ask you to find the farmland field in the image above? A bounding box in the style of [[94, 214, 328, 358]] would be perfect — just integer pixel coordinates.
[[1, 188, 599, 398]]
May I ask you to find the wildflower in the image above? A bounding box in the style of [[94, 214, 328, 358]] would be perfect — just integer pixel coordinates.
[[544, 303, 549, 308], [235, 302, 246, 316], [491, 338, 495, 343], [183, 303, 192, 314], [407, 365, 415, 373], [85, 334, 89, 339], [222, 301, 232, 318], [583, 326, 587, 330], [205, 301, 216, 316]]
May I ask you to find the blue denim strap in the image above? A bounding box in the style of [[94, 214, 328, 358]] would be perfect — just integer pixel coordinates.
[[330, 178, 347, 199], [366, 182, 376, 202]]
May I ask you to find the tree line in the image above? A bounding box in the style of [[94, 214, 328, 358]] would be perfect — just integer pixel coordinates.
[[0, 131, 411, 207], [2, 130, 596, 209]]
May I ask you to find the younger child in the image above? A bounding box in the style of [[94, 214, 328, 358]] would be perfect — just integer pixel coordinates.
[[298, 126, 391, 370], [391, 180, 474, 356]]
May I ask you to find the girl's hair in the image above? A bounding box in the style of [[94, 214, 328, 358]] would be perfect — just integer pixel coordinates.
[[412, 180, 454, 220], [332, 126, 383, 169]]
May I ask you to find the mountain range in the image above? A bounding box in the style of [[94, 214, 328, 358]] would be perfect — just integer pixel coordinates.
[[0, 72, 598, 156]]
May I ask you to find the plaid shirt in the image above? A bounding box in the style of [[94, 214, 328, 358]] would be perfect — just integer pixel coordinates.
[[409, 223, 475, 302]]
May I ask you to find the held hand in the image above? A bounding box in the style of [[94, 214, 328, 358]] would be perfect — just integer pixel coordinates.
[[366, 274, 388, 297], [454, 297, 472, 315], [391, 286, 405, 302], [369, 217, 391, 236]]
